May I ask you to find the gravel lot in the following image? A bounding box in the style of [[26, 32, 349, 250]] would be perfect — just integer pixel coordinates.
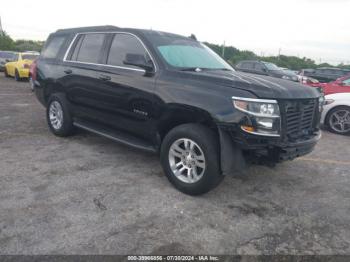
[[0, 74, 350, 255]]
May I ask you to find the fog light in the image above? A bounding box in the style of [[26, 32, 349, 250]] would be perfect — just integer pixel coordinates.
[[241, 125, 255, 132]]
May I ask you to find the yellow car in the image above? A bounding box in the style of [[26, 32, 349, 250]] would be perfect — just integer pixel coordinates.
[[4, 52, 39, 81]]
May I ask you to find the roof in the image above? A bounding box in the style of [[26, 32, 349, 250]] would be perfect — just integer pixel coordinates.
[[55, 25, 120, 34], [53, 26, 192, 41], [318, 67, 350, 71]]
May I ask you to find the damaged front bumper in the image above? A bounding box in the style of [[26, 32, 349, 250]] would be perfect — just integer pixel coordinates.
[[217, 124, 321, 175]]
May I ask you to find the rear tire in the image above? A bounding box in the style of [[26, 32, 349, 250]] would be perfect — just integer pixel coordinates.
[[46, 93, 75, 137], [29, 76, 34, 91], [160, 123, 223, 195], [14, 69, 21, 81], [326, 106, 350, 135]]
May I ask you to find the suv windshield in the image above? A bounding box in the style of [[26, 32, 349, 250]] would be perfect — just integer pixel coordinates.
[[153, 37, 232, 70], [262, 62, 280, 71]]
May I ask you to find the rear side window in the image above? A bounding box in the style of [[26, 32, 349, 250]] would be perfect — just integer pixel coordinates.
[[41, 36, 65, 59], [70, 33, 106, 63], [107, 33, 148, 68], [254, 63, 264, 71], [244, 62, 254, 70]]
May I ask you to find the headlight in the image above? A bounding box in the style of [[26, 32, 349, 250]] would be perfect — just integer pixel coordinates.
[[232, 96, 281, 136], [282, 75, 290, 80]]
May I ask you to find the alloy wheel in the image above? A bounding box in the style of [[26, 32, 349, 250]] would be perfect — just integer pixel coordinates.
[[329, 109, 350, 133], [49, 101, 64, 130], [168, 138, 206, 184]]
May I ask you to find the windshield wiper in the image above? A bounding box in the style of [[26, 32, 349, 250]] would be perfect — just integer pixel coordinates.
[[180, 67, 232, 72], [209, 68, 232, 71]]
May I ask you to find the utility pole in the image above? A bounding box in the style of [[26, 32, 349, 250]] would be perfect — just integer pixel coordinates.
[[222, 41, 225, 58], [278, 48, 281, 60], [0, 16, 3, 35]]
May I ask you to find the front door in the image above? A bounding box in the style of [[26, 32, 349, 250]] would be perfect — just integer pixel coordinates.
[[85, 33, 157, 141]]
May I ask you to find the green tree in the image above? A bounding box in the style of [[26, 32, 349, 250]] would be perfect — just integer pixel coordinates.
[[0, 31, 16, 50], [14, 40, 44, 52]]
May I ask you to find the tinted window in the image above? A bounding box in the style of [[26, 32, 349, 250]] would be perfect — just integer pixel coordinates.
[[70, 35, 84, 61], [342, 78, 350, 85], [254, 63, 265, 71], [42, 36, 65, 58], [245, 62, 254, 70], [75, 34, 105, 63], [107, 34, 148, 68], [22, 54, 39, 60]]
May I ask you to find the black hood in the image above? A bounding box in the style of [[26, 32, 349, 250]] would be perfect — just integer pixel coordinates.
[[183, 70, 320, 99]]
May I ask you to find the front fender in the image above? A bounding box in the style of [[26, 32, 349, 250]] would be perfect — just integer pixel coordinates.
[[218, 126, 246, 176]]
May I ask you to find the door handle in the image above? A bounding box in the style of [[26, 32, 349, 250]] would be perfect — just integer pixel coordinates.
[[64, 69, 72, 74], [99, 74, 111, 81]]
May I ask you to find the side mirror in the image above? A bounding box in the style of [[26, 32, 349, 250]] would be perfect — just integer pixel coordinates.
[[123, 53, 154, 73]]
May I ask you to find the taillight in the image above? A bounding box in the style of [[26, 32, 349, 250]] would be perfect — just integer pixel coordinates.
[[30, 60, 37, 81]]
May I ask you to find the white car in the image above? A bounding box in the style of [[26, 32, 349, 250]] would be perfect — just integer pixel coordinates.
[[321, 93, 350, 135]]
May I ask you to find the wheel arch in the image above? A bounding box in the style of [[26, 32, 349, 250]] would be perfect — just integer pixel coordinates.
[[157, 104, 246, 176], [43, 80, 66, 106], [157, 104, 218, 141]]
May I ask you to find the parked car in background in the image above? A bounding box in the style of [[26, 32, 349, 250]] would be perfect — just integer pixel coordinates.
[[235, 60, 299, 82], [321, 92, 350, 135], [0, 51, 17, 72], [33, 26, 322, 195], [304, 74, 350, 95], [301, 67, 350, 83], [4, 52, 40, 81]]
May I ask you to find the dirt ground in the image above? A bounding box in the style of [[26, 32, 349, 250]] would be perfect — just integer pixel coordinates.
[[0, 74, 349, 255]]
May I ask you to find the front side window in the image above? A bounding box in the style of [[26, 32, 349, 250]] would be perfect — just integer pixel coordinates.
[[262, 62, 280, 71], [107, 34, 149, 68], [342, 78, 350, 85], [74, 33, 106, 63], [42, 36, 65, 59]]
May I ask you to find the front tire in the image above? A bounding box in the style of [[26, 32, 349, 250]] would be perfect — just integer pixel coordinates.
[[326, 106, 350, 135], [46, 93, 74, 137], [160, 124, 223, 195]]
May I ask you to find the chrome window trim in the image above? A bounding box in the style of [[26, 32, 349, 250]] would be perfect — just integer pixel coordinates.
[[62, 31, 157, 73]]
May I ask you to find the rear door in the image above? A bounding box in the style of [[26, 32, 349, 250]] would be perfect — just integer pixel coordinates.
[[61, 33, 108, 121]]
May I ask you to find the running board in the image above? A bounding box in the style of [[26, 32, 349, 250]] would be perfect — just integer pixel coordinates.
[[73, 120, 158, 153]]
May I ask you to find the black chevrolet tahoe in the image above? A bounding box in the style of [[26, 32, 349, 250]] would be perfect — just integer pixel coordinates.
[[33, 26, 322, 195]]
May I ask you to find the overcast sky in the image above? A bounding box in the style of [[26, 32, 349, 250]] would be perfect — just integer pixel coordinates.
[[1, 0, 349, 64]]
